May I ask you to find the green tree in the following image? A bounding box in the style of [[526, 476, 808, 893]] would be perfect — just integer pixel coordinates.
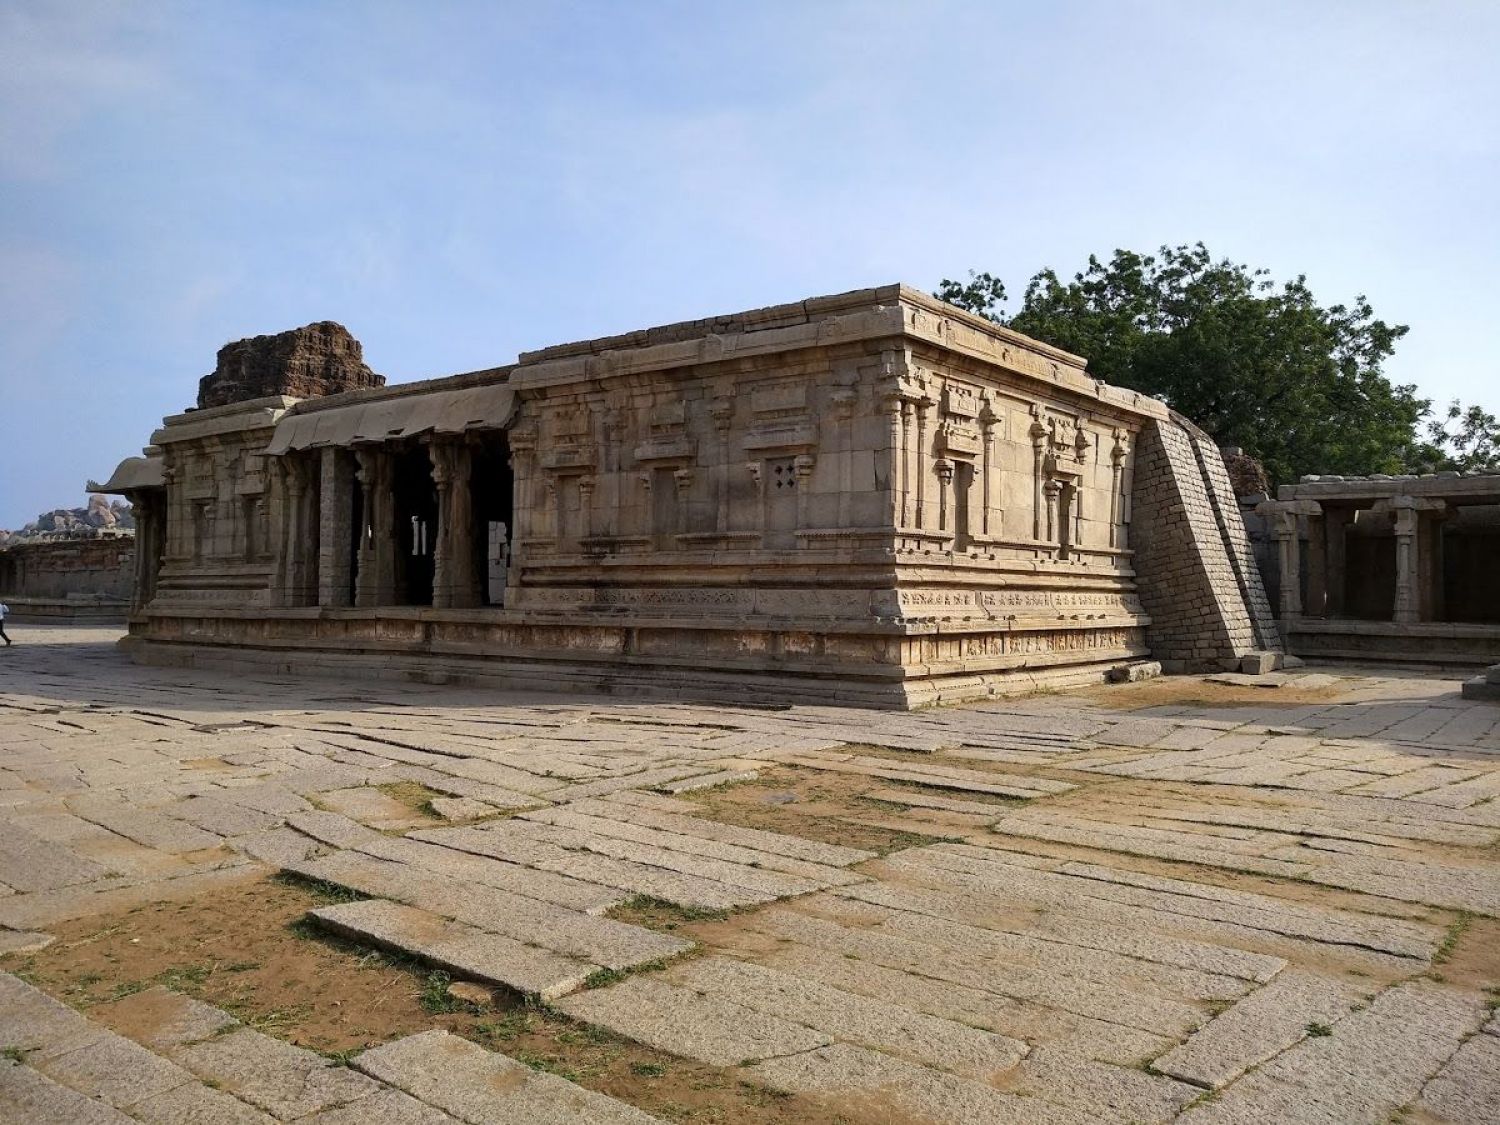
[[934, 271, 1008, 323], [1425, 399, 1500, 472], [936, 244, 1429, 485]]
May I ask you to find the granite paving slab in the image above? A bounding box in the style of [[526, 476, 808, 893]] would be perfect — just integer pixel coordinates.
[[666, 955, 1028, 1077], [172, 1026, 383, 1120], [556, 974, 833, 1065], [353, 1029, 662, 1124], [0, 1059, 137, 1125], [1152, 970, 1366, 1089], [1180, 981, 1485, 1124], [310, 899, 596, 1000], [745, 1041, 1092, 1125], [410, 824, 778, 910]]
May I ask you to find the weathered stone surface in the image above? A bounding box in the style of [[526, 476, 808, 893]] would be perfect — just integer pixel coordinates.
[[1180, 982, 1485, 1124], [310, 899, 595, 1000], [353, 1029, 662, 1123], [0, 928, 54, 954], [288, 850, 688, 969], [127, 1081, 278, 1124], [426, 797, 499, 822], [172, 1027, 382, 1120], [197, 322, 382, 409], [32, 1032, 194, 1110], [301, 1086, 457, 1124], [0, 1059, 137, 1124], [746, 1042, 1090, 1125], [1415, 1028, 1500, 1123], [556, 975, 832, 1066], [667, 956, 1027, 1078], [412, 825, 776, 911], [1008, 1045, 1199, 1122], [1153, 970, 1365, 1089]]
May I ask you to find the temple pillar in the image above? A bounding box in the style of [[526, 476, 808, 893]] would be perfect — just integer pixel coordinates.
[[1378, 496, 1444, 625], [1392, 506, 1419, 624], [284, 455, 319, 607], [267, 458, 292, 606], [353, 448, 378, 608], [371, 451, 399, 605], [430, 441, 477, 609], [1324, 507, 1352, 617], [1305, 511, 1328, 618], [318, 448, 354, 608]]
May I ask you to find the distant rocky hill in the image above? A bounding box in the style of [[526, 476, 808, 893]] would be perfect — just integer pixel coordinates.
[[0, 495, 135, 548]]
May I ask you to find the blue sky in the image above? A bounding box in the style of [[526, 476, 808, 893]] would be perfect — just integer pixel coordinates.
[[2, 0, 1496, 528]]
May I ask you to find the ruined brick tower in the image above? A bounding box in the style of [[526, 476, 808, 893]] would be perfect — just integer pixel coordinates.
[[196, 322, 384, 409]]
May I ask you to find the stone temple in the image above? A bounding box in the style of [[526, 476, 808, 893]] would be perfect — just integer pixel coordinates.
[[95, 286, 1283, 707]]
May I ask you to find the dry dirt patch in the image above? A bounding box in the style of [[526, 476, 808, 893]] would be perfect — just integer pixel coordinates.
[[1, 874, 856, 1124], [1078, 675, 1352, 710], [679, 765, 983, 852]]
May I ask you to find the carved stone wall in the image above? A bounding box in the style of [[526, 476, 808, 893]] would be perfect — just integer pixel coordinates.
[[103, 285, 1282, 706]]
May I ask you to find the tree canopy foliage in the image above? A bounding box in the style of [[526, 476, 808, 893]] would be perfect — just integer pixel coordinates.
[[936, 246, 1492, 484]]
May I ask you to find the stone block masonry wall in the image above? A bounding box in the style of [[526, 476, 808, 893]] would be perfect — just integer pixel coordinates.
[[0, 533, 135, 620], [1182, 417, 1281, 653], [1129, 415, 1281, 671]]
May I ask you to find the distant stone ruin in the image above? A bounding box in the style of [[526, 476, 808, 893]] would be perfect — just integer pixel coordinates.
[[0, 494, 135, 621], [196, 322, 384, 409]]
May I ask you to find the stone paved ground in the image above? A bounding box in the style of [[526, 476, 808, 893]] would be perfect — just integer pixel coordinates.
[[2, 626, 1499, 1123]]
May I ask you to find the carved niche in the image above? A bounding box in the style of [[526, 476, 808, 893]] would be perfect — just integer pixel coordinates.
[[540, 403, 595, 471]]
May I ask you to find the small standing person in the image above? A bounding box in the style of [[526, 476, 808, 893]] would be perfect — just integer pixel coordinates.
[[0, 601, 10, 646]]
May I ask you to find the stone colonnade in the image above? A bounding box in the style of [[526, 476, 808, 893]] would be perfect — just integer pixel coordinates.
[[268, 437, 492, 610], [1259, 495, 1447, 625]]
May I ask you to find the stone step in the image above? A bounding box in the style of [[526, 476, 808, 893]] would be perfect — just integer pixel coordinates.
[[310, 899, 596, 1001]]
